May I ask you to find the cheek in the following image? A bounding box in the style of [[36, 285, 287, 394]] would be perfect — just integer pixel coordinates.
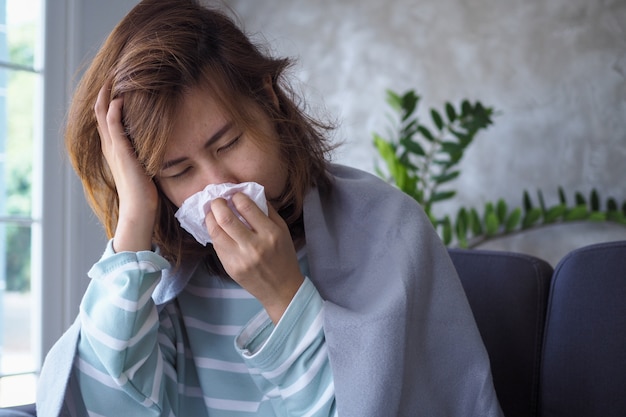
[[158, 181, 194, 208], [262, 160, 289, 199]]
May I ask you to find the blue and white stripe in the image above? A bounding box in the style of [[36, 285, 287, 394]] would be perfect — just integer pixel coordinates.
[[71, 240, 336, 416]]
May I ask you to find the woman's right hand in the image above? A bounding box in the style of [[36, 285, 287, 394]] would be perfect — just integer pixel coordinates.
[[95, 84, 158, 252]]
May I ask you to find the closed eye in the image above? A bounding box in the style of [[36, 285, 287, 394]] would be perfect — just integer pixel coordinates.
[[217, 135, 242, 153], [169, 166, 192, 179]]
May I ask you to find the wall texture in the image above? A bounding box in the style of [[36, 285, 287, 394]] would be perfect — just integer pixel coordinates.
[[230, 0, 626, 262]]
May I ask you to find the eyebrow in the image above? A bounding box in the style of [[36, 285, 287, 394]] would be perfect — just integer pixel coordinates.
[[160, 122, 234, 171]]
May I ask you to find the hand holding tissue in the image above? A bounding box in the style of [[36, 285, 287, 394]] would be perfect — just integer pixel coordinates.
[[175, 182, 268, 245]]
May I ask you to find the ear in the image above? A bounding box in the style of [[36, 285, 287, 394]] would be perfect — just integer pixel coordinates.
[[263, 75, 279, 109]]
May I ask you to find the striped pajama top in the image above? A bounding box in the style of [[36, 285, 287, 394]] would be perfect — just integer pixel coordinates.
[[69, 240, 336, 416]]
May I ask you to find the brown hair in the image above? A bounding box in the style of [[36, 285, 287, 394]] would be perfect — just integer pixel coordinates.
[[66, 0, 335, 265]]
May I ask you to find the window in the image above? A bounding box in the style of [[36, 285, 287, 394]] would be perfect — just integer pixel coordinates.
[[0, 0, 135, 407], [0, 0, 42, 407]]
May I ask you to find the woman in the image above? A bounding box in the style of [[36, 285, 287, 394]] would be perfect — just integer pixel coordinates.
[[37, 0, 503, 416]]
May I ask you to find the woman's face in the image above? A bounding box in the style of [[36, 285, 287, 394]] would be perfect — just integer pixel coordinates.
[[155, 86, 288, 208]]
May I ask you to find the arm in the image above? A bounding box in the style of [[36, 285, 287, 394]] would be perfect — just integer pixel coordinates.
[[69, 85, 176, 415], [95, 83, 157, 253], [205, 193, 305, 324], [73, 241, 175, 415], [235, 277, 336, 417]]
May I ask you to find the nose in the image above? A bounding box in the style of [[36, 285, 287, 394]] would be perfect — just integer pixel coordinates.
[[198, 162, 237, 186]]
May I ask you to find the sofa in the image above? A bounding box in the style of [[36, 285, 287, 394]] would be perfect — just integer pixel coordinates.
[[3, 240, 625, 417], [450, 239, 626, 417]]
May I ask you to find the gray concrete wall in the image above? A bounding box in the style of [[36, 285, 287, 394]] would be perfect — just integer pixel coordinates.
[[229, 0, 626, 263], [65, 0, 626, 267]]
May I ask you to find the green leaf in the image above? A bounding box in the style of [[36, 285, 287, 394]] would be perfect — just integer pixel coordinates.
[[537, 189, 546, 213], [457, 237, 469, 249], [432, 158, 451, 166], [457, 207, 468, 225], [374, 134, 396, 165], [449, 128, 470, 146], [413, 187, 424, 205], [522, 208, 542, 228], [485, 212, 499, 236], [442, 216, 452, 245], [401, 119, 419, 139], [575, 192, 586, 206], [393, 166, 411, 192], [544, 204, 566, 223], [461, 100, 471, 117], [564, 205, 589, 221], [445, 102, 456, 123], [444, 150, 464, 169], [386, 90, 403, 113], [590, 189, 600, 211], [402, 176, 420, 202], [432, 170, 460, 184], [470, 208, 483, 235], [496, 199, 507, 223], [558, 186, 567, 205], [608, 210, 626, 223], [431, 190, 456, 203], [505, 207, 522, 232], [588, 211, 607, 221], [398, 152, 418, 171], [484, 202, 495, 221], [455, 211, 467, 241], [607, 198, 618, 212], [374, 134, 411, 193], [417, 125, 436, 142], [523, 190, 533, 211], [441, 141, 464, 154], [463, 208, 474, 236], [399, 137, 425, 156], [431, 109, 444, 131], [401, 90, 420, 121]]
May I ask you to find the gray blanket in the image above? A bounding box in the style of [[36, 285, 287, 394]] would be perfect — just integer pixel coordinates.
[[37, 164, 503, 417]]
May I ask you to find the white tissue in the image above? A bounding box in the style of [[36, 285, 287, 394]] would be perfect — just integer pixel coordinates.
[[174, 182, 268, 246]]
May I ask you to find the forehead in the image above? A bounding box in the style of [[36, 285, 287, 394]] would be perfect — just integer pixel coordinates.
[[165, 86, 228, 149], [161, 81, 276, 160]]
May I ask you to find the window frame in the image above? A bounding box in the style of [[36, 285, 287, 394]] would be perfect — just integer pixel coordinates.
[[37, 0, 113, 369], [0, 0, 48, 381]]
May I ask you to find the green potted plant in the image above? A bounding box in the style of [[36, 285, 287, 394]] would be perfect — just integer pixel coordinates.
[[373, 89, 626, 248]]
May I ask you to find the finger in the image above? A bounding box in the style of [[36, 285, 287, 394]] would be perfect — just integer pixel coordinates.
[[262, 201, 294, 243], [95, 84, 127, 143], [204, 209, 229, 245], [95, 85, 112, 139], [265, 200, 288, 229], [94, 83, 112, 120], [230, 192, 271, 228], [207, 198, 249, 244], [106, 98, 125, 134], [101, 100, 135, 163]]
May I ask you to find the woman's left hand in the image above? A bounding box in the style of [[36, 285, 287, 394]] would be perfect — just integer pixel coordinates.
[[205, 192, 304, 323]]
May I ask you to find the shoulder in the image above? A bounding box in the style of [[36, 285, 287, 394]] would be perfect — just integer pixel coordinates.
[[321, 163, 429, 226], [303, 164, 441, 280], [304, 163, 455, 309], [326, 164, 405, 197]]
